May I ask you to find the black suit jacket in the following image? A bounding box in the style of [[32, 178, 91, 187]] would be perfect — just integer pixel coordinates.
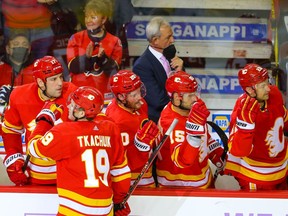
[[133, 47, 170, 123]]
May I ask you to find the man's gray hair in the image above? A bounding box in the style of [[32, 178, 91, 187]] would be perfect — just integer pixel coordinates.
[[146, 17, 171, 42]]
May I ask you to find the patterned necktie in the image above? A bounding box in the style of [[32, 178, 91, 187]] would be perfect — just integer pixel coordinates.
[[160, 55, 171, 77]]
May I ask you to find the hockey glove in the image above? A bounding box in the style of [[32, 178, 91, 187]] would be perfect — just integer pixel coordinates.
[[186, 99, 210, 136], [3, 152, 28, 186], [0, 85, 12, 106], [134, 120, 160, 152], [236, 95, 260, 133], [36, 101, 64, 125], [114, 202, 131, 216], [209, 141, 226, 175]]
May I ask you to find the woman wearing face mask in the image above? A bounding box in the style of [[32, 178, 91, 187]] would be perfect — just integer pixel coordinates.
[[66, 0, 122, 108]]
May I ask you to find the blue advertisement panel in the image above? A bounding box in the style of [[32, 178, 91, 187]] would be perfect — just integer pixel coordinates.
[[127, 20, 268, 42], [193, 74, 243, 94], [210, 112, 231, 146], [211, 113, 231, 133]]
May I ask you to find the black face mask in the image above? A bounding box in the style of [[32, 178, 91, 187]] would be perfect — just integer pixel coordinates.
[[10, 47, 29, 63], [88, 26, 102, 36], [163, 44, 177, 62], [87, 28, 106, 45]]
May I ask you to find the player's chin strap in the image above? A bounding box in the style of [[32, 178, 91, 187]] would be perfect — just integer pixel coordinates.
[[39, 84, 55, 100], [178, 100, 190, 110], [170, 93, 190, 111], [116, 96, 138, 113], [247, 88, 266, 111], [73, 115, 85, 121], [72, 107, 86, 121]]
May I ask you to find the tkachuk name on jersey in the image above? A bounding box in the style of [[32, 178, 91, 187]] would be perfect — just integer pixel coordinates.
[[77, 135, 111, 148]]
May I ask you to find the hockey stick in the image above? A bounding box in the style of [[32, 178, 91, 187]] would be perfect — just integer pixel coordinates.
[[207, 121, 228, 180], [115, 118, 179, 210], [22, 154, 30, 172]]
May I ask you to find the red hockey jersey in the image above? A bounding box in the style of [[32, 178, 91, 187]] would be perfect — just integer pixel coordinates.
[[225, 85, 288, 186], [0, 61, 35, 87], [105, 98, 155, 187], [157, 102, 223, 188], [28, 114, 131, 215], [2, 82, 77, 184], [67, 30, 122, 105]]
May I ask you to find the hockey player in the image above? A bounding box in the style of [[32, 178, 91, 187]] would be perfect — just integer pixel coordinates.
[[224, 63, 288, 190], [28, 86, 131, 216], [67, 0, 122, 106], [157, 71, 225, 188], [2, 56, 77, 186], [106, 70, 160, 187]]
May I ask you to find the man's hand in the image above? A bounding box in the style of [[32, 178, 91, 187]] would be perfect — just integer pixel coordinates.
[[236, 95, 260, 133], [170, 56, 184, 71], [186, 99, 210, 136], [114, 202, 131, 216], [3, 153, 28, 186], [36, 101, 64, 125], [134, 120, 160, 152]]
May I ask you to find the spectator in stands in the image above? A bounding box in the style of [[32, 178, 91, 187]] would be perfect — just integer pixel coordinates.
[[0, 33, 36, 121], [133, 16, 184, 123], [156, 71, 225, 188], [224, 63, 288, 190], [28, 86, 131, 216], [1, 0, 56, 59], [67, 0, 122, 106], [0, 34, 35, 88], [106, 70, 160, 187]]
